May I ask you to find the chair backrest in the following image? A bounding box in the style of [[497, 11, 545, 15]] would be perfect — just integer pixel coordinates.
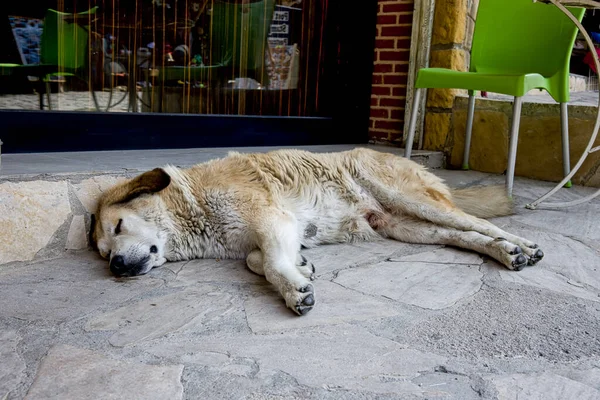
[[210, 0, 275, 72], [40, 8, 97, 70], [471, 0, 584, 79]]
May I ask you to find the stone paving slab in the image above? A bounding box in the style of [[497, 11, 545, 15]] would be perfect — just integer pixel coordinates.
[[0, 169, 599, 399], [138, 325, 447, 395], [487, 372, 600, 400], [24, 345, 183, 400], [335, 260, 483, 310]]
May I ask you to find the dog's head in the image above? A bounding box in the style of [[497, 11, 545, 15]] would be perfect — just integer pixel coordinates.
[[90, 168, 171, 277]]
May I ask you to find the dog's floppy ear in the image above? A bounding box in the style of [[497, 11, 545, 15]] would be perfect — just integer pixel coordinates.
[[89, 214, 98, 250], [118, 168, 171, 204]]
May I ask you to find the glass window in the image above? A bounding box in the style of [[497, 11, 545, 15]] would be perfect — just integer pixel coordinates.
[[0, 0, 329, 117]]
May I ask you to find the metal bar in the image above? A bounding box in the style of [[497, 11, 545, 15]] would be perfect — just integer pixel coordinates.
[[535, 0, 600, 7], [526, 0, 600, 209], [560, 102, 570, 179], [506, 97, 523, 197], [404, 88, 422, 158], [462, 94, 476, 170]]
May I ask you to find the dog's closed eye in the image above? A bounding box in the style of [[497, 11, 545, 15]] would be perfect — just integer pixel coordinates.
[[115, 219, 123, 235]]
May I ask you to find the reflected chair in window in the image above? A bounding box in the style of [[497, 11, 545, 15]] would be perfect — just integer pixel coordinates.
[[148, 0, 276, 112], [404, 0, 585, 196], [0, 7, 108, 111]]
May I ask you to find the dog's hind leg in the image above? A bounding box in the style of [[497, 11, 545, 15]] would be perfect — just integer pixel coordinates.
[[246, 249, 315, 280], [361, 178, 542, 264], [246, 249, 266, 276], [252, 208, 316, 315], [379, 215, 529, 270]]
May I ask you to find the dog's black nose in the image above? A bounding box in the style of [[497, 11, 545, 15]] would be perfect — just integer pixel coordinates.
[[110, 255, 127, 275]]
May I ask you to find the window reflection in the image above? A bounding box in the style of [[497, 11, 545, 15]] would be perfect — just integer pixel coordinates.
[[0, 0, 326, 116]]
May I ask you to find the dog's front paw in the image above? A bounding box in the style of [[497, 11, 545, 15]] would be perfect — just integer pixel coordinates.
[[285, 283, 315, 316], [297, 255, 316, 281]]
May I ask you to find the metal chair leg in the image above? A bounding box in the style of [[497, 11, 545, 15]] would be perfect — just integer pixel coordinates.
[[462, 93, 476, 170], [404, 88, 423, 158], [506, 96, 523, 197], [560, 102, 572, 188], [38, 79, 45, 110]]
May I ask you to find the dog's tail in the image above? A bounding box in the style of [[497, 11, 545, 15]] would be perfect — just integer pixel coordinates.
[[451, 185, 514, 219]]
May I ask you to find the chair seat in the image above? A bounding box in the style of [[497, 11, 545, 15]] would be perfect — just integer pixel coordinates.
[[0, 63, 67, 78], [415, 68, 560, 101], [0, 64, 21, 75]]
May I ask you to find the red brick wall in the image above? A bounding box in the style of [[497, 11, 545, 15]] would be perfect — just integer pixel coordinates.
[[369, 0, 414, 144]]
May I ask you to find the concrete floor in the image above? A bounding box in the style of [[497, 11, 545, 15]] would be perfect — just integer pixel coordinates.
[[1, 164, 600, 399]]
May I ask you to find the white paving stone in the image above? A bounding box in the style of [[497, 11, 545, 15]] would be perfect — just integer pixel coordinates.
[[73, 176, 125, 213], [499, 267, 600, 303], [510, 203, 600, 242], [489, 372, 600, 400], [86, 286, 236, 346], [244, 280, 400, 333], [0, 180, 71, 264], [335, 261, 483, 310], [141, 325, 446, 395], [0, 330, 26, 399], [24, 345, 183, 400], [164, 258, 264, 287], [300, 239, 434, 276], [0, 254, 163, 322], [387, 247, 483, 265], [520, 231, 600, 292], [65, 215, 87, 250], [558, 369, 600, 391]]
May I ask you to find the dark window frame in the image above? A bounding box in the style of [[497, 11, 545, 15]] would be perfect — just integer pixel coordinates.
[[0, 0, 377, 153]]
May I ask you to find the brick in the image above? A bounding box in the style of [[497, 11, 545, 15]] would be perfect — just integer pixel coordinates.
[[370, 108, 389, 119], [432, 0, 467, 45], [373, 63, 394, 73], [384, 75, 406, 85], [390, 109, 405, 120], [397, 13, 414, 24], [380, 26, 412, 37], [376, 39, 395, 49], [396, 38, 411, 49], [424, 112, 452, 151], [380, 97, 405, 107], [395, 63, 409, 73], [379, 50, 410, 62], [430, 48, 467, 71], [372, 74, 384, 85], [375, 120, 402, 130], [393, 86, 407, 97], [371, 86, 391, 96], [426, 49, 468, 108], [368, 129, 391, 140], [370, 97, 379, 106], [381, 3, 414, 13], [377, 15, 397, 25]]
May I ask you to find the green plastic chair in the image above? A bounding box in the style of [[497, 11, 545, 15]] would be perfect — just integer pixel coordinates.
[[404, 0, 585, 196], [0, 8, 98, 110], [154, 0, 275, 86]]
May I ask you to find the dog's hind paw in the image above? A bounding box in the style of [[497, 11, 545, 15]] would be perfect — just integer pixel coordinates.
[[527, 248, 544, 265], [510, 254, 528, 271]]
